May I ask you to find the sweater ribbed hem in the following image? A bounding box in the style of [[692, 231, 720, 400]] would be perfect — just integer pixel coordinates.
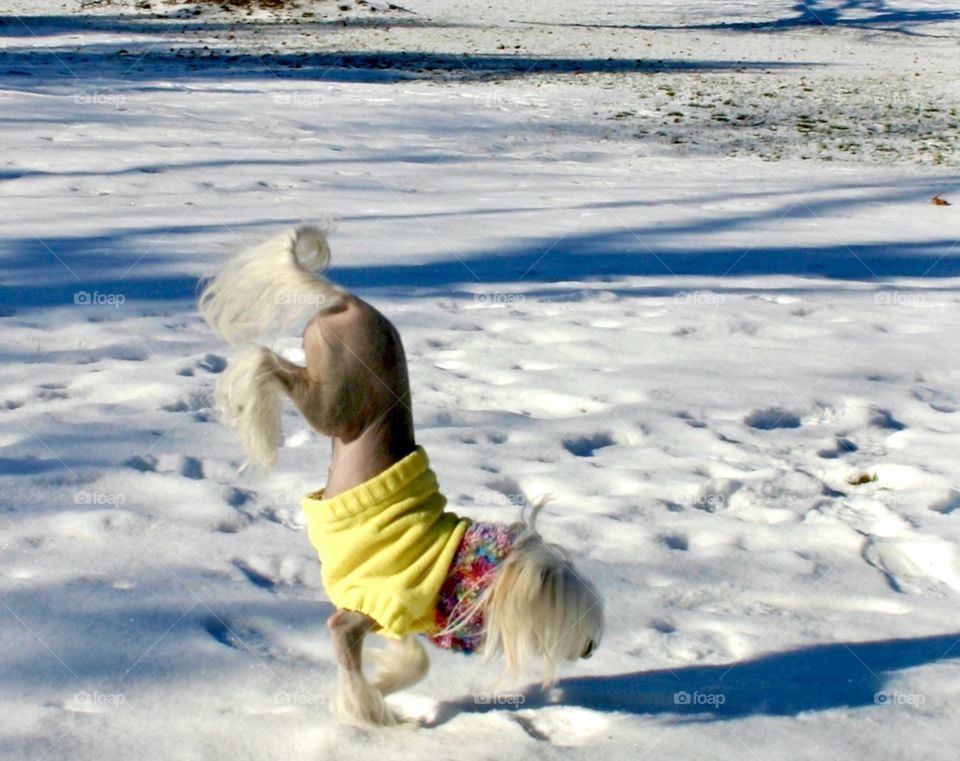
[[335, 589, 435, 639]]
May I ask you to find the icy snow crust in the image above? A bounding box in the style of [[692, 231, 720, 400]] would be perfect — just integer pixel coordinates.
[[2, 1, 960, 759]]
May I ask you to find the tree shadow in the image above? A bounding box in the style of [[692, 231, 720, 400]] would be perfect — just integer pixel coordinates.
[[0, 11, 815, 85], [0, 47, 807, 85], [2, 175, 959, 314], [430, 631, 960, 724], [544, 0, 960, 35], [329, 236, 960, 288]]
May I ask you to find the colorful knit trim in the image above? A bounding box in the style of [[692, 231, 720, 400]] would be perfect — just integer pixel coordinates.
[[429, 521, 519, 654]]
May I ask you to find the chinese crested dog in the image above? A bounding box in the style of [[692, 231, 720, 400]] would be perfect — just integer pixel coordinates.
[[199, 225, 603, 726]]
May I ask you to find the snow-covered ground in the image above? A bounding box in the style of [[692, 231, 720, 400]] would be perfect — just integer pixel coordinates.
[[2, 1, 960, 759]]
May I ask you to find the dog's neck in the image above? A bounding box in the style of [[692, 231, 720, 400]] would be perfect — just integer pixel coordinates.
[[324, 412, 416, 499]]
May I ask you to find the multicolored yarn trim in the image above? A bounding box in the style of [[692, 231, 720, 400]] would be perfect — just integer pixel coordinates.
[[429, 522, 519, 654]]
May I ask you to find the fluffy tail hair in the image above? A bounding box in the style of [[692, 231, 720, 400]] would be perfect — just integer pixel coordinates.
[[198, 224, 348, 346]]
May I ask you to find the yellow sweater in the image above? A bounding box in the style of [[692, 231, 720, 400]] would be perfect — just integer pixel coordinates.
[[300, 447, 470, 639]]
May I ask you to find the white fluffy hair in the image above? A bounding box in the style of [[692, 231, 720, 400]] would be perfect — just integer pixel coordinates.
[[198, 224, 347, 346], [213, 345, 287, 471], [438, 500, 604, 687], [370, 636, 429, 696]]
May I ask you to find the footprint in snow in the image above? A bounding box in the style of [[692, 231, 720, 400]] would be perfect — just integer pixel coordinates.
[[863, 535, 960, 595], [930, 491, 960, 515], [691, 479, 742, 512], [562, 432, 615, 457], [912, 387, 958, 414], [161, 390, 213, 421], [484, 476, 526, 506], [510, 707, 609, 746], [204, 618, 296, 661], [177, 353, 227, 377], [744, 407, 802, 430], [35, 382, 69, 401], [215, 489, 257, 533], [868, 407, 907, 431], [817, 437, 859, 459], [226, 487, 255, 508], [677, 411, 707, 429], [233, 555, 307, 589], [660, 533, 689, 551], [457, 431, 507, 446], [203, 616, 322, 669], [125, 453, 204, 480], [101, 345, 150, 362]]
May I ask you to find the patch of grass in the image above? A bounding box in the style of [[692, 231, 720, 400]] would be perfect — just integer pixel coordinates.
[[175, 0, 325, 10], [847, 472, 878, 486]]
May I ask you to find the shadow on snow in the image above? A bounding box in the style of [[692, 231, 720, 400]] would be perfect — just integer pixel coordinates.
[[543, 0, 960, 35], [432, 631, 960, 724], [2, 173, 959, 313]]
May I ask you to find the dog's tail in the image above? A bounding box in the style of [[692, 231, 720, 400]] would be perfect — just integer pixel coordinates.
[[199, 224, 349, 345]]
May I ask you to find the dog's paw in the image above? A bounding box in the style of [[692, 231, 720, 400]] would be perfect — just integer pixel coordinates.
[[369, 636, 429, 695], [334, 696, 419, 729], [334, 677, 420, 729]]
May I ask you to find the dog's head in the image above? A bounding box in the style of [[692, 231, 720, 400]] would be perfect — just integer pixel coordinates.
[[479, 506, 604, 686]]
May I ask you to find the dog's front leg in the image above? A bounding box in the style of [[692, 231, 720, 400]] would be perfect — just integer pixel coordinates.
[[327, 610, 412, 727]]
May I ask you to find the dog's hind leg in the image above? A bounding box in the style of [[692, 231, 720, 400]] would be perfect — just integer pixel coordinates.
[[327, 610, 415, 727], [213, 345, 305, 470], [370, 636, 429, 695], [213, 296, 417, 476], [296, 296, 417, 496]]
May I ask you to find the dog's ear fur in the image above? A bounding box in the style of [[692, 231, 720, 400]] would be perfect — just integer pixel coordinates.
[[199, 224, 347, 346], [480, 527, 604, 687]]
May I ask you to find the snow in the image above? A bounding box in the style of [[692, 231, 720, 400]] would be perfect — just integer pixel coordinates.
[[2, 0, 960, 758]]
